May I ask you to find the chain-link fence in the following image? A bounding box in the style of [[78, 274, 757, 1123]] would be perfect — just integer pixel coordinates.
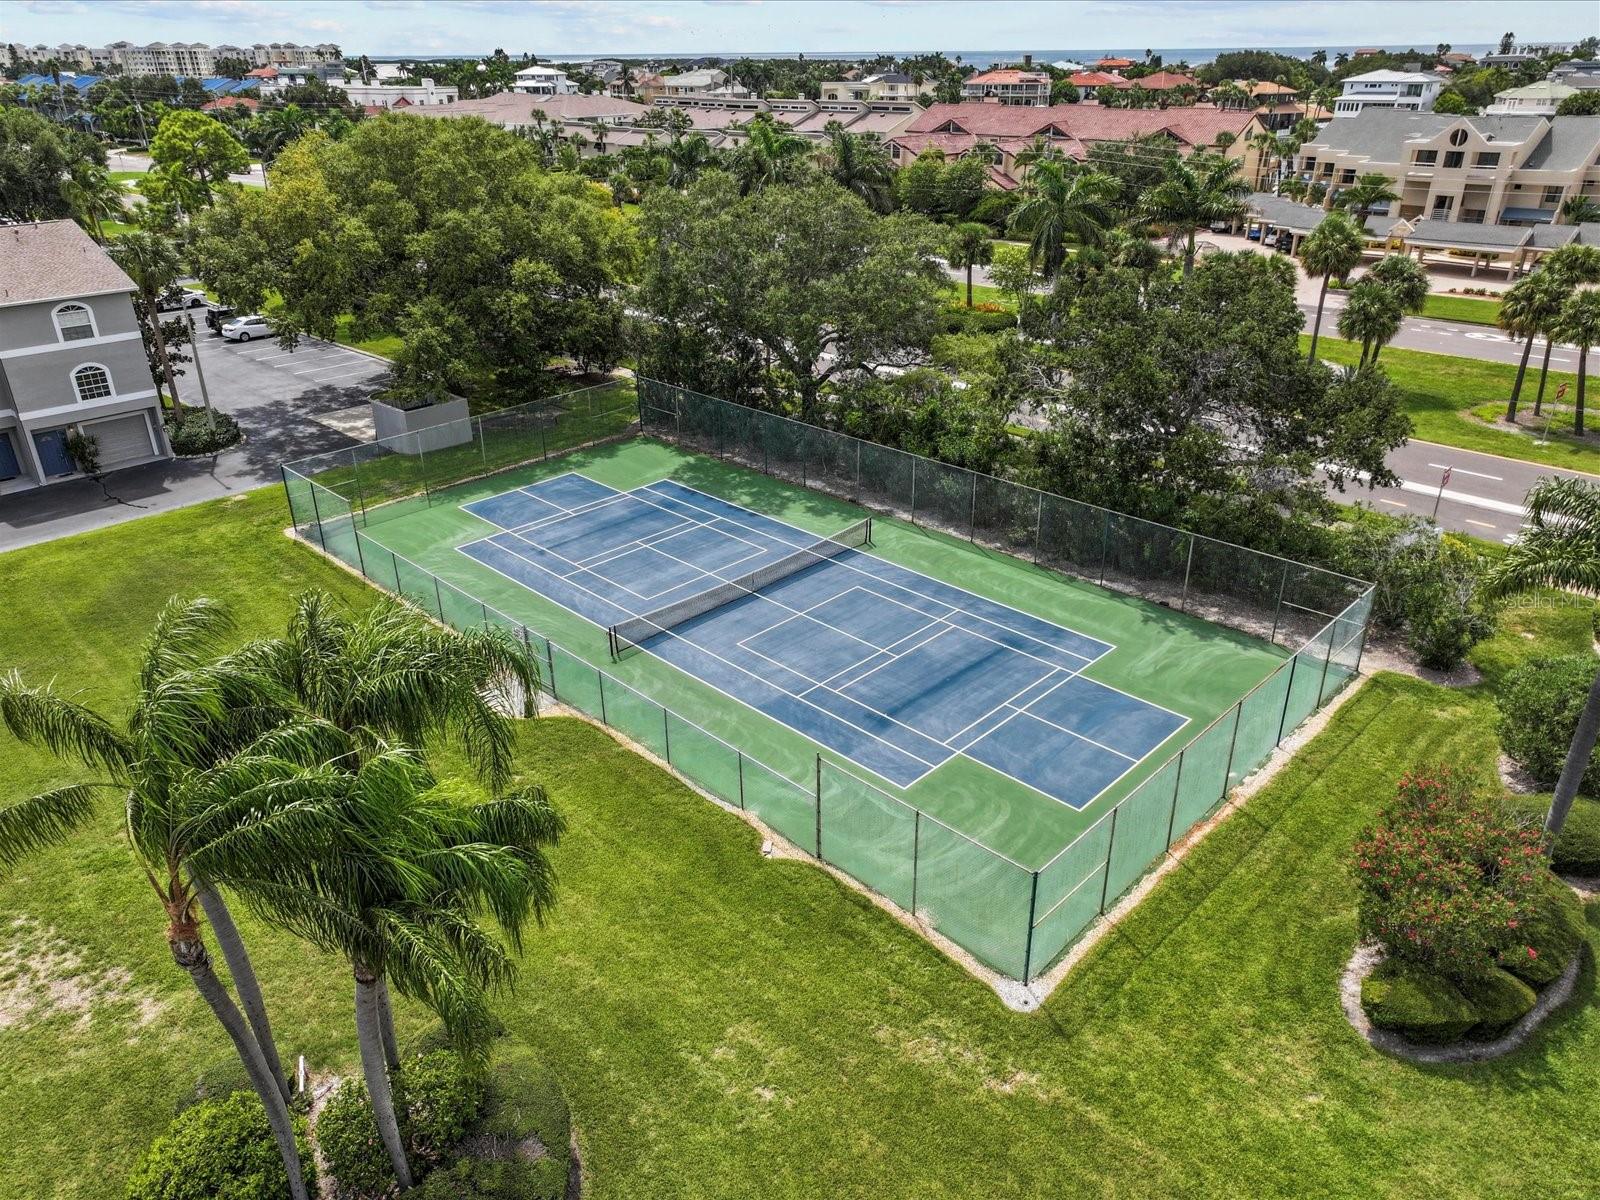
[[282, 381, 638, 533], [279, 378, 1374, 985]]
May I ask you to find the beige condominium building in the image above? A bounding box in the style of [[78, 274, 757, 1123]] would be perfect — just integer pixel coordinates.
[[1293, 110, 1600, 226]]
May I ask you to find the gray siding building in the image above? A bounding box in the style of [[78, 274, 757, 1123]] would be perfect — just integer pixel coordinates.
[[0, 221, 170, 494]]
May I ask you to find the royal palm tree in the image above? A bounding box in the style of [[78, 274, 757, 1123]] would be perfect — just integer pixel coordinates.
[[1497, 271, 1569, 422], [1007, 158, 1119, 278], [728, 116, 809, 195], [1337, 278, 1404, 367], [1012, 133, 1061, 175], [0, 599, 358, 1200], [1335, 172, 1401, 226], [1550, 289, 1600, 436], [107, 230, 185, 416], [1484, 477, 1600, 849], [62, 165, 127, 243], [1532, 244, 1600, 415], [1136, 152, 1249, 277], [1362, 253, 1429, 363], [1559, 194, 1600, 225], [948, 222, 993, 307], [1300, 211, 1365, 362], [1247, 129, 1281, 190], [664, 131, 716, 189], [816, 125, 893, 213]]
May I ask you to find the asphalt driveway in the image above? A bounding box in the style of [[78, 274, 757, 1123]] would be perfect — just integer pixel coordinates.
[[0, 330, 391, 549]]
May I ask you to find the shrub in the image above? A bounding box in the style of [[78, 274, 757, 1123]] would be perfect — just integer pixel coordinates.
[[126, 1092, 314, 1200], [936, 306, 1016, 335], [1352, 766, 1546, 981], [174, 1055, 255, 1115], [414, 1043, 570, 1200], [1497, 655, 1600, 796], [1497, 874, 1588, 987], [1455, 967, 1537, 1038], [165, 407, 242, 455], [1360, 960, 1478, 1043], [318, 1051, 487, 1199], [1501, 795, 1600, 876]]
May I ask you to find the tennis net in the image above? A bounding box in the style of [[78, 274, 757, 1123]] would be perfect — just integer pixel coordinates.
[[609, 517, 872, 657]]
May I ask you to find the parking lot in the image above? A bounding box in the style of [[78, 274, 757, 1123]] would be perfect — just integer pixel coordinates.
[[211, 332, 391, 396]]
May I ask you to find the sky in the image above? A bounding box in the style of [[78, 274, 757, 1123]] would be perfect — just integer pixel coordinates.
[[4, 0, 1595, 58]]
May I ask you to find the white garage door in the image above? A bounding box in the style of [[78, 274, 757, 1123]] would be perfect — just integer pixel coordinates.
[[83, 413, 156, 467]]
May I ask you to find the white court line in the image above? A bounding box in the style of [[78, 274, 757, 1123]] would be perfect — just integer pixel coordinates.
[[811, 619, 953, 694], [641, 479, 1115, 667], [941, 663, 1069, 749], [455, 471, 1188, 811]]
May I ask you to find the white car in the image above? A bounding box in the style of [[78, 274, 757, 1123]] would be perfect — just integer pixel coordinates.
[[157, 287, 208, 313], [221, 314, 274, 342]]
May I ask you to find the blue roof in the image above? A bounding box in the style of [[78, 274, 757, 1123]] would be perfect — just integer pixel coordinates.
[[17, 72, 103, 90], [14, 72, 252, 94]]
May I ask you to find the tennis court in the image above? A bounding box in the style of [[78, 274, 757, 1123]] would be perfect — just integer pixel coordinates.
[[459, 473, 1187, 811]]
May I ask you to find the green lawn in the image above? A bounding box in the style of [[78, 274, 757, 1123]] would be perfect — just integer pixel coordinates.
[[1, 487, 1595, 1199], [332, 312, 403, 359], [1419, 293, 1503, 326], [109, 170, 146, 184], [98, 218, 138, 238], [943, 280, 1012, 309], [1306, 336, 1598, 471]]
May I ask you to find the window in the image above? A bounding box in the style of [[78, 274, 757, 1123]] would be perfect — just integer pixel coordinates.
[[1443, 151, 1465, 168], [1474, 152, 1500, 167], [1413, 150, 1438, 165], [1449, 129, 1469, 146], [1340, 169, 1356, 184], [53, 303, 96, 342], [72, 364, 112, 403], [1543, 185, 1563, 205]]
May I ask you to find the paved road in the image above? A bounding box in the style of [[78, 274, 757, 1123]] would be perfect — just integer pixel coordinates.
[[1338, 438, 1594, 544], [1301, 297, 1583, 371], [0, 330, 387, 549], [108, 149, 267, 188]]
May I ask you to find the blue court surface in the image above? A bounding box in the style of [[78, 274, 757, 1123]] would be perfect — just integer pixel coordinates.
[[458, 473, 1188, 810]]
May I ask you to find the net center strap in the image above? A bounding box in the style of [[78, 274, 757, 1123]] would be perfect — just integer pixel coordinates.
[[611, 517, 871, 653]]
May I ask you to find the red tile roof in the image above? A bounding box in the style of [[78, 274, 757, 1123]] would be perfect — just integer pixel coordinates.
[[1096, 57, 1135, 68], [905, 102, 1256, 147], [1069, 71, 1126, 87], [1131, 70, 1197, 90], [200, 95, 258, 112]]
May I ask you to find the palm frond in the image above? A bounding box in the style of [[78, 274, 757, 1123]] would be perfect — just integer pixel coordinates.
[[0, 784, 106, 873], [139, 597, 236, 691], [0, 671, 132, 773], [1483, 476, 1600, 599]]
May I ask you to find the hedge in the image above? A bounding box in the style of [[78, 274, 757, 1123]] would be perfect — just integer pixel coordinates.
[[126, 1092, 315, 1200], [1360, 960, 1478, 1044]]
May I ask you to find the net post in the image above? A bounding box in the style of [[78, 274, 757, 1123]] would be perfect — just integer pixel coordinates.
[[597, 669, 608, 725], [306, 481, 328, 551], [1275, 655, 1298, 743], [1099, 805, 1120, 912], [1270, 561, 1289, 645], [813, 755, 823, 860], [911, 810, 920, 916], [737, 752, 745, 810], [1023, 869, 1039, 982], [1179, 535, 1196, 612]]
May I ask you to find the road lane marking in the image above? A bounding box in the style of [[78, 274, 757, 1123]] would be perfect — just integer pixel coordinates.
[[1427, 462, 1502, 481], [1377, 497, 1408, 507], [1395, 479, 1526, 517], [1464, 519, 1498, 529]]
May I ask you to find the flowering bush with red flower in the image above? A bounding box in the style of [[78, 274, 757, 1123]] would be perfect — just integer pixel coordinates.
[[1352, 766, 1546, 982]]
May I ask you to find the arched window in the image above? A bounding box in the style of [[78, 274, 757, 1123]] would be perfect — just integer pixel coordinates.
[[53, 302, 97, 342], [72, 364, 113, 403]]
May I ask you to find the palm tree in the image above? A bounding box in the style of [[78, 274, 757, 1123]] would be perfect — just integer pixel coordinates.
[[816, 125, 892, 213], [62, 165, 127, 243], [1299, 212, 1365, 362], [1136, 152, 1249, 278], [948, 222, 993, 307], [1550, 289, 1600, 436], [107, 230, 185, 417], [1247, 130, 1281, 190], [664, 131, 716, 189], [1559, 194, 1600, 225], [728, 116, 809, 195], [1335, 172, 1401, 226], [250, 103, 314, 165], [1484, 477, 1600, 849], [1012, 133, 1061, 176], [1532, 244, 1600, 416], [0, 599, 352, 1200], [1497, 272, 1569, 422], [1362, 253, 1429, 363], [1337, 278, 1404, 367], [1006, 158, 1119, 278]]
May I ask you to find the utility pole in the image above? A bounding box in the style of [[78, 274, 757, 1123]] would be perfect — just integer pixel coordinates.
[[186, 312, 213, 410]]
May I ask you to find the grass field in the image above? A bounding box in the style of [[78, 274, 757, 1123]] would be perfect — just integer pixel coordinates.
[[332, 313, 403, 359], [0, 486, 1594, 1199], [1419, 293, 1503, 326], [1305, 336, 1597, 471]]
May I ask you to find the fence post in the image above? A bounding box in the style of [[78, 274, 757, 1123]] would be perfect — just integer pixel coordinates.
[[737, 752, 745, 810], [417, 440, 431, 506], [663, 707, 671, 764], [349, 451, 370, 526], [968, 475, 977, 541], [353, 529, 368, 578], [911, 811, 920, 915], [1033, 491, 1044, 564], [910, 456, 918, 522], [813, 755, 823, 860], [478, 416, 487, 470], [1179, 535, 1196, 612], [854, 438, 862, 503], [391, 552, 403, 595], [1275, 656, 1299, 743], [1099, 805, 1120, 912], [1316, 625, 1338, 707], [598, 670, 608, 725], [544, 640, 557, 700], [1221, 701, 1244, 790], [539, 417, 549, 461], [1165, 750, 1186, 848], [1098, 510, 1111, 585], [306, 482, 331, 552], [1270, 561, 1289, 645], [1022, 870, 1039, 982], [635, 380, 645, 431]]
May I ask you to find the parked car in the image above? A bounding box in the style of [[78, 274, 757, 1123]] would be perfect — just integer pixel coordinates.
[[156, 286, 208, 313], [221, 314, 274, 342], [203, 303, 235, 334]]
